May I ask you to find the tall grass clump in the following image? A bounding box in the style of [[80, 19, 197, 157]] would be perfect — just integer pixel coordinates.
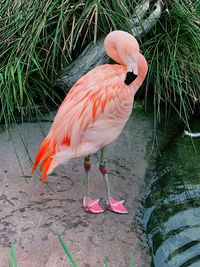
[[0, 0, 199, 126], [0, 0, 135, 126], [142, 0, 200, 125]]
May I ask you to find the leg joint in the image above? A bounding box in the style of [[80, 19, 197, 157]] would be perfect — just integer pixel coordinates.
[[84, 162, 91, 171], [84, 156, 91, 171], [99, 162, 108, 174]]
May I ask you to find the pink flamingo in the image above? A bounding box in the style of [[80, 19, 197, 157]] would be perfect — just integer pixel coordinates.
[[32, 31, 148, 214]]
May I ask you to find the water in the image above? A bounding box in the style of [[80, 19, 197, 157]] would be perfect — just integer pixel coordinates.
[[142, 118, 200, 266]]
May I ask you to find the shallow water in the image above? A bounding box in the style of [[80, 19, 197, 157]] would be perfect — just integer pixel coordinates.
[[142, 118, 200, 266]]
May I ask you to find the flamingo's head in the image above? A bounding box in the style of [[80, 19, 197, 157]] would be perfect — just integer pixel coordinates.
[[104, 30, 140, 85]]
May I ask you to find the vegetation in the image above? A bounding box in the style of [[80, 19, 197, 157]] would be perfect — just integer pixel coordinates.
[[0, 0, 135, 125], [142, 0, 200, 125], [57, 232, 78, 267], [57, 233, 136, 266], [8, 234, 136, 266], [8, 243, 17, 267], [0, 0, 199, 126]]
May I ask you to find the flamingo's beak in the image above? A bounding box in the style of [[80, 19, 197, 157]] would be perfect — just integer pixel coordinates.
[[124, 72, 137, 85], [125, 61, 138, 85]]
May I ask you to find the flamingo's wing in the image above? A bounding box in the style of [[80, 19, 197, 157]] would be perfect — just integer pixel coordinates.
[[32, 64, 126, 182]]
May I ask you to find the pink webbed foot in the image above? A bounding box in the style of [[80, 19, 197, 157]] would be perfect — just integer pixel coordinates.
[[106, 196, 128, 214], [83, 196, 104, 214]]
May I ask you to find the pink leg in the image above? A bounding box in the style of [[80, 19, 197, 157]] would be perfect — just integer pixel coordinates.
[[99, 149, 128, 214]]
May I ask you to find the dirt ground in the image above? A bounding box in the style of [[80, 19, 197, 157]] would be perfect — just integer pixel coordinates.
[[0, 109, 152, 267]]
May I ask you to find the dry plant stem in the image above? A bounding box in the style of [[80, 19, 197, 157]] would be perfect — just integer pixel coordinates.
[[56, 0, 162, 89]]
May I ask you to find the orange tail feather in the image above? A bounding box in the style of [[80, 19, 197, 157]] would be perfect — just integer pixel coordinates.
[[41, 157, 53, 184], [32, 136, 55, 183]]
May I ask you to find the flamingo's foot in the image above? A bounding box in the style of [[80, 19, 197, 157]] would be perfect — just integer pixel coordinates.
[[83, 196, 104, 214], [106, 196, 128, 214]]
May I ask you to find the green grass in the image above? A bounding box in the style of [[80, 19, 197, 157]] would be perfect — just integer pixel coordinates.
[[0, 0, 199, 127], [57, 232, 78, 267], [8, 235, 136, 266], [57, 232, 136, 266], [8, 243, 18, 267], [0, 0, 135, 126], [142, 0, 200, 125]]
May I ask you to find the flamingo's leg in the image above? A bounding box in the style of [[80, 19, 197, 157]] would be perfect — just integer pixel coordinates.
[[84, 156, 91, 200], [83, 156, 104, 214], [99, 149, 128, 214], [99, 149, 111, 201]]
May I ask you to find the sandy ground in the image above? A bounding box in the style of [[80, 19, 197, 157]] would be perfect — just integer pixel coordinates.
[[0, 109, 152, 267]]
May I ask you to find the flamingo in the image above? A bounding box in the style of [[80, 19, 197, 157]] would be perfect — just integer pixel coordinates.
[[32, 30, 148, 214]]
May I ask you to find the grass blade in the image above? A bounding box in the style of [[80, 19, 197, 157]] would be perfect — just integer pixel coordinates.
[[8, 243, 18, 267], [57, 232, 78, 267], [104, 257, 109, 267], [16, 62, 24, 106], [129, 241, 137, 267]]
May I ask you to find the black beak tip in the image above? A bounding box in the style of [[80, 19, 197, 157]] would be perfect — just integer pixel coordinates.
[[124, 72, 137, 85]]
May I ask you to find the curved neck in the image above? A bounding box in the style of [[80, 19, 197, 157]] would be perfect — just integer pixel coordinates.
[[104, 34, 126, 65], [138, 54, 148, 82], [104, 31, 140, 70], [104, 31, 148, 88]]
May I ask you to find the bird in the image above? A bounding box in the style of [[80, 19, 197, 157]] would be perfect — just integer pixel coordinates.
[[32, 30, 148, 214]]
